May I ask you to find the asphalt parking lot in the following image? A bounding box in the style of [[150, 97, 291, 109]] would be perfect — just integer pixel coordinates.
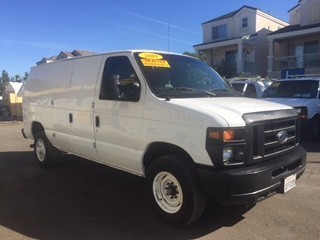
[[0, 121, 319, 240]]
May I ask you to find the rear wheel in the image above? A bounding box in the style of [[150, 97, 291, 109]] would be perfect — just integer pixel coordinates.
[[146, 155, 206, 226], [311, 116, 320, 140], [1, 108, 10, 116], [34, 131, 58, 168]]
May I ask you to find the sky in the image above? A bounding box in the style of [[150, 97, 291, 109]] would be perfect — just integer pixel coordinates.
[[0, 0, 298, 76]]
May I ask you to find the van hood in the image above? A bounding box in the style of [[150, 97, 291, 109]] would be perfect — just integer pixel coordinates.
[[262, 98, 313, 107], [169, 97, 291, 127]]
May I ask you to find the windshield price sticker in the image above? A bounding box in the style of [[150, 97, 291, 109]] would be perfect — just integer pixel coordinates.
[[139, 52, 163, 60], [141, 58, 171, 68], [284, 174, 296, 193]]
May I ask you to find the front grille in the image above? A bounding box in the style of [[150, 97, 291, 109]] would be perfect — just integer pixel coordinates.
[[243, 110, 299, 163], [253, 119, 297, 160]]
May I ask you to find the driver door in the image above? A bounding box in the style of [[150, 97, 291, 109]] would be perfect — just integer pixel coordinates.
[[93, 54, 144, 174]]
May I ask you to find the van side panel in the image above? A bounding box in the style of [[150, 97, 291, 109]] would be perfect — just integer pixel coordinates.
[[66, 56, 103, 160], [23, 63, 67, 139]]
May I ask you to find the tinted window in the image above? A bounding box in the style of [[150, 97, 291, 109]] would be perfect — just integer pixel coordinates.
[[244, 84, 257, 98], [263, 80, 318, 98], [231, 83, 245, 94]]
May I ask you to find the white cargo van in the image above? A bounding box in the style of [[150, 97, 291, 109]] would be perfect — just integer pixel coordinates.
[[22, 50, 306, 226]]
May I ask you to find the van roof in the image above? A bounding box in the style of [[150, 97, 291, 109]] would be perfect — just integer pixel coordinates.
[[276, 78, 320, 82], [30, 50, 189, 70]]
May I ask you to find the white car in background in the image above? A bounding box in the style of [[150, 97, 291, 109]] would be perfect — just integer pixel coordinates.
[[262, 78, 320, 140], [230, 80, 265, 98]]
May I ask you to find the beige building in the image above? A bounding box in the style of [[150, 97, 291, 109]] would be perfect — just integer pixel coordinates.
[[36, 50, 95, 65], [268, 0, 320, 79], [2, 82, 24, 117], [194, 5, 288, 78]]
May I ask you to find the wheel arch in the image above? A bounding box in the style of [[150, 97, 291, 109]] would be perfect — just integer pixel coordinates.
[[143, 142, 196, 173], [311, 113, 320, 120], [31, 121, 45, 138]]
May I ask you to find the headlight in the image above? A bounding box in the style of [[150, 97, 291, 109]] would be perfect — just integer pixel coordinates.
[[223, 146, 233, 162], [293, 107, 307, 120], [206, 127, 246, 167]]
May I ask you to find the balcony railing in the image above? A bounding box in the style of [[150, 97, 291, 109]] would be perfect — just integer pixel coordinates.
[[211, 59, 255, 72], [273, 52, 320, 71]]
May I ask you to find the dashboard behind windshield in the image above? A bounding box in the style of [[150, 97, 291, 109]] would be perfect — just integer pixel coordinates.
[[134, 52, 237, 98]]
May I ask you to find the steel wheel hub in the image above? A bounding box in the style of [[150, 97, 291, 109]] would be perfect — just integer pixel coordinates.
[[153, 171, 183, 214]]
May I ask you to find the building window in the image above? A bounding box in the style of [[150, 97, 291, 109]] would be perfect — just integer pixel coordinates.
[[304, 41, 319, 68], [242, 18, 248, 28], [212, 24, 227, 41], [304, 41, 319, 54], [310, 4, 320, 23]]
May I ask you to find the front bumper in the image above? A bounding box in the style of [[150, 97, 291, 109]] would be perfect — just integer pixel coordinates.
[[300, 118, 311, 130], [197, 146, 306, 205]]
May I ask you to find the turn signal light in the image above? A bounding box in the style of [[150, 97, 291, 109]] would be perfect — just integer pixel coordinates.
[[208, 130, 235, 141], [223, 130, 235, 141], [207, 128, 245, 142]]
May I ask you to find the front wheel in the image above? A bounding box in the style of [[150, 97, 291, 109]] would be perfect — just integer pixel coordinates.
[[146, 155, 206, 226], [34, 131, 58, 168]]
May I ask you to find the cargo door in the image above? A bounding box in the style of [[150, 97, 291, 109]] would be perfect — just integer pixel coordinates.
[[50, 61, 74, 151], [66, 56, 103, 161], [93, 54, 144, 173]]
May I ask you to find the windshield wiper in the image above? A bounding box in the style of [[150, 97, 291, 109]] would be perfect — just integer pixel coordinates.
[[175, 87, 216, 97], [210, 88, 241, 96], [156, 86, 216, 101]]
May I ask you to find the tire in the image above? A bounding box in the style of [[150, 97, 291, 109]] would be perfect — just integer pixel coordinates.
[[34, 131, 57, 168], [311, 117, 320, 141], [1, 108, 10, 116], [146, 155, 206, 226]]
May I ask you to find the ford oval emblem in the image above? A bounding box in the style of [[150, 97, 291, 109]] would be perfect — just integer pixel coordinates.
[[277, 130, 288, 143]]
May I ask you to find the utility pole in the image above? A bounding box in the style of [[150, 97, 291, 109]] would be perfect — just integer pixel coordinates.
[[167, 22, 170, 52]]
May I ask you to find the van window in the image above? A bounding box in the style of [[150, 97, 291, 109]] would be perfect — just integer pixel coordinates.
[[100, 56, 140, 101], [262, 80, 318, 98], [244, 84, 257, 98]]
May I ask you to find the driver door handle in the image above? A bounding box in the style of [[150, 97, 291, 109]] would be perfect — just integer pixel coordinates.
[[95, 116, 100, 128]]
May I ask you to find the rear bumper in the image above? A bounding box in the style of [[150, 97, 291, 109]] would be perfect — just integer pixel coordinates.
[[197, 146, 306, 205]]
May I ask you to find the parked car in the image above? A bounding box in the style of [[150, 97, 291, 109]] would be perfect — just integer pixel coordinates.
[[0, 99, 10, 116], [262, 78, 320, 140], [230, 80, 264, 98]]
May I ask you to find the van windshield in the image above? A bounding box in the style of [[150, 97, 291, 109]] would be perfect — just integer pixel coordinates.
[[134, 52, 238, 99]]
